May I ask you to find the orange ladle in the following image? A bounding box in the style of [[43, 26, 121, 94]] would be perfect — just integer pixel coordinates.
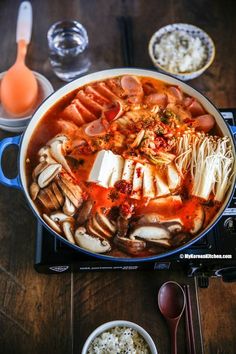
[[0, 1, 38, 117]]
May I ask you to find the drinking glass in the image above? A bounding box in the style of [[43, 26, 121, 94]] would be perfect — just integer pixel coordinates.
[[47, 20, 91, 82]]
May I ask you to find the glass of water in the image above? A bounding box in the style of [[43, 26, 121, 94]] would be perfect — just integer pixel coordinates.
[[47, 20, 91, 82]]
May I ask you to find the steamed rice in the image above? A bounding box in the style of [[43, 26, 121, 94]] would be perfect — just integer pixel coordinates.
[[153, 30, 207, 73], [87, 326, 151, 354]]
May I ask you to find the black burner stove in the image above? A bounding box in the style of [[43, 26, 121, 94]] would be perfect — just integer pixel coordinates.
[[34, 110, 236, 287]]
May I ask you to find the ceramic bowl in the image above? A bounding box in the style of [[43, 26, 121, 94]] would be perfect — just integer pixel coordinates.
[[148, 23, 215, 80], [0, 71, 54, 131], [81, 320, 158, 354]]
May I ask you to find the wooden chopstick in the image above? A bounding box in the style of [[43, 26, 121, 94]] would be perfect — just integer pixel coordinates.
[[183, 284, 196, 354], [183, 285, 192, 354], [117, 16, 134, 67]]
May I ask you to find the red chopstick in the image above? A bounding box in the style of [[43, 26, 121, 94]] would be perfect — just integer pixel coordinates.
[[183, 285, 196, 354]]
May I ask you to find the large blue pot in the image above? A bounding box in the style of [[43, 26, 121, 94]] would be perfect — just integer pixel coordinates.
[[0, 68, 235, 262]]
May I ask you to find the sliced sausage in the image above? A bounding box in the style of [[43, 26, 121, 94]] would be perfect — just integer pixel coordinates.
[[103, 101, 123, 122], [75, 90, 103, 113], [183, 97, 193, 107], [106, 78, 125, 98], [57, 119, 80, 135], [73, 99, 97, 122], [142, 82, 156, 95], [61, 103, 85, 126], [96, 82, 119, 100], [187, 99, 205, 117], [120, 75, 143, 97], [144, 93, 167, 108], [84, 118, 106, 136], [85, 85, 110, 105], [192, 114, 215, 133], [166, 86, 183, 103]]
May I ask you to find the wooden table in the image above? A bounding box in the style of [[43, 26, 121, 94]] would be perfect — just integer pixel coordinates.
[[0, 1, 236, 353]]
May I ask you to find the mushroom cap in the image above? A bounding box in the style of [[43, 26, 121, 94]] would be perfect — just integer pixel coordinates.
[[74, 230, 111, 253]]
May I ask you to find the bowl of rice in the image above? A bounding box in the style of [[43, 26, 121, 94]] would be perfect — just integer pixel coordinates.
[[81, 320, 158, 354], [148, 23, 215, 80]]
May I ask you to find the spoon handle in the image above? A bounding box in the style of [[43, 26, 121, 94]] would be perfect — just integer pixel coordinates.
[[16, 1, 32, 44], [170, 323, 177, 354]]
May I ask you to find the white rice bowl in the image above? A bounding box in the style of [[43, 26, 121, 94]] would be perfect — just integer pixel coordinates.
[[81, 320, 158, 354], [148, 23, 215, 80]]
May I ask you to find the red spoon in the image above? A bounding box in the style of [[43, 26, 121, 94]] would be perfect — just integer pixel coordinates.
[[158, 281, 186, 354]]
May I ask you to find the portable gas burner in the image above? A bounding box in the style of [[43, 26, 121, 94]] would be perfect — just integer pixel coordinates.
[[34, 110, 236, 287]]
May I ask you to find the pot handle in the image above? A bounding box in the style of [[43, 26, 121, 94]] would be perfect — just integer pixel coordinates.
[[0, 135, 22, 189]]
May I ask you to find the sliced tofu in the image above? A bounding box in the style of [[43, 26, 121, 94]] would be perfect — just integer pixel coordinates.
[[109, 154, 124, 187], [131, 163, 144, 199], [155, 172, 170, 197], [143, 165, 155, 198], [167, 162, 181, 191], [88, 150, 114, 188], [122, 159, 135, 182]]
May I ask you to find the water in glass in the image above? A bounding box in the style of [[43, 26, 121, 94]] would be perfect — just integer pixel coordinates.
[[48, 21, 91, 81]]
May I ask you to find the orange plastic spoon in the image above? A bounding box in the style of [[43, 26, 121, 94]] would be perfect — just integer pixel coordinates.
[[0, 2, 38, 117]]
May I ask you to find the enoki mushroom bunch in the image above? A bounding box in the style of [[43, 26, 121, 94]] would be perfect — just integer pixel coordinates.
[[175, 132, 234, 201]]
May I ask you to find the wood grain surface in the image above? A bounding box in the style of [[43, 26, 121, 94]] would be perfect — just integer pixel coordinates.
[[73, 272, 203, 353], [0, 1, 236, 353]]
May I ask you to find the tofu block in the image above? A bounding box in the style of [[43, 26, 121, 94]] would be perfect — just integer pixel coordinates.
[[88, 150, 114, 188], [143, 165, 155, 198], [122, 159, 135, 182], [155, 172, 170, 197], [109, 154, 124, 187], [131, 163, 144, 199], [167, 162, 181, 191]]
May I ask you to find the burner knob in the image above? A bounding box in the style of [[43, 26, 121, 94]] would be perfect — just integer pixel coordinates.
[[223, 217, 236, 232]]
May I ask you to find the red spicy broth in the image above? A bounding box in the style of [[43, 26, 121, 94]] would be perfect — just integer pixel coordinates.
[[25, 75, 232, 257]]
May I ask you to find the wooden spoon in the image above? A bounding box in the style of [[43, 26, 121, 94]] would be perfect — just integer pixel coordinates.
[[0, 1, 38, 117], [158, 281, 186, 354]]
